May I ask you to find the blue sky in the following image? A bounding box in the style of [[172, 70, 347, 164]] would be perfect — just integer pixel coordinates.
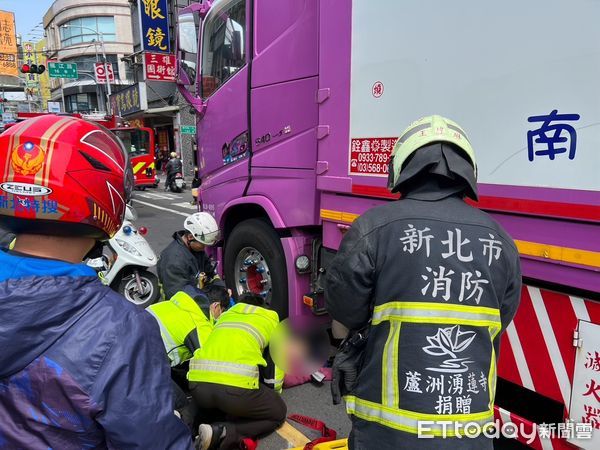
[[0, 0, 55, 39]]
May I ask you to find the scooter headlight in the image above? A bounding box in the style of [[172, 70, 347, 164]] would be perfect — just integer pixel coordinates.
[[115, 238, 142, 257]]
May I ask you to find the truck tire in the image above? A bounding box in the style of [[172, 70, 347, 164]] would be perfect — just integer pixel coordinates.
[[224, 218, 289, 318]]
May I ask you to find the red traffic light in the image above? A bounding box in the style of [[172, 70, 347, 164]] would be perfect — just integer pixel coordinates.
[[20, 64, 45, 74]]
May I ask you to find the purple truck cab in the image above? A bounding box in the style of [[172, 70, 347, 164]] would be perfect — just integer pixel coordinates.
[[176, 1, 600, 447], [175, 0, 599, 315]]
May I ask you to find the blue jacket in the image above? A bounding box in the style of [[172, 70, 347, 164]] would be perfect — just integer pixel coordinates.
[[0, 250, 192, 449]]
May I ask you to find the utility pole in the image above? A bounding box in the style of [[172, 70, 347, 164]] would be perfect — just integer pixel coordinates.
[[61, 25, 112, 115], [97, 32, 112, 115], [60, 78, 66, 112]]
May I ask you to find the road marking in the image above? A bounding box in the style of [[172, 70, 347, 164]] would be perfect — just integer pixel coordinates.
[[135, 192, 178, 200], [132, 199, 189, 217], [172, 202, 197, 210], [276, 421, 310, 448]]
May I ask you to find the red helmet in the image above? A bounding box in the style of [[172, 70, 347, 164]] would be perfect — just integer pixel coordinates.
[[0, 115, 133, 239]]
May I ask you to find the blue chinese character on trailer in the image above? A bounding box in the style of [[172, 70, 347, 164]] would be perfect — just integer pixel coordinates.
[[139, 0, 170, 53], [527, 109, 580, 161]]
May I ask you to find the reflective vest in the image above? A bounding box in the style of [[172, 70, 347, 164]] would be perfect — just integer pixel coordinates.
[[146, 290, 214, 367], [346, 301, 502, 437], [188, 303, 282, 391]]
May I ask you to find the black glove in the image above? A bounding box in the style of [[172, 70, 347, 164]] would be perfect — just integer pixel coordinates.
[[330, 329, 369, 405]]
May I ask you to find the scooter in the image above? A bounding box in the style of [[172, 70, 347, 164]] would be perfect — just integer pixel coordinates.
[[169, 172, 185, 193], [87, 205, 160, 308]]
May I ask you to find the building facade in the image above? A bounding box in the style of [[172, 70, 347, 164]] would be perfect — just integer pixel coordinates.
[[43, 0, 134, 114], [121, 0, 196, 176]]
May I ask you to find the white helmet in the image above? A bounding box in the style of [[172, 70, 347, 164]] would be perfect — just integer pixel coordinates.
[[184, 212, 219, 245]]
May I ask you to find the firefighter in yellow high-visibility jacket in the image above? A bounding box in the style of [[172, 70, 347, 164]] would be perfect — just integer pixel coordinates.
[[146, 284, 230, 430], [188, 292, 286, 450], [146, 284, 230, 368]]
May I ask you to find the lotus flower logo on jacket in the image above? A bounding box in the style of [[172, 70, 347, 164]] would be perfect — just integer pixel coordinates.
[[423, 325, 477, 373]]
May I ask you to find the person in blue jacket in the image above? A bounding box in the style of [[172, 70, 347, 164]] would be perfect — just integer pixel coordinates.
[[0, 116, 192, 449]]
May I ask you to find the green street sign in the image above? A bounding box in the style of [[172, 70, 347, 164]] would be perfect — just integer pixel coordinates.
[[48, 62, 78, 79], [181, 125, 196, 135]]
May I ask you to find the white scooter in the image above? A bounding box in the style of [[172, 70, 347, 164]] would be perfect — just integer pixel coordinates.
[[87, 205, 160, 308]]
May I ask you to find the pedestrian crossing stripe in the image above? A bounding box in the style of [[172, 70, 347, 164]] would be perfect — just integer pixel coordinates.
[[136, 192, 177, 200], [172, 202, 197, 210]]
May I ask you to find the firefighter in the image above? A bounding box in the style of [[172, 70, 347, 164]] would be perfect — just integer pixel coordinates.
[[157, 212, 223, 299], [0, 116, 191, 449], [146, 284, 231, 368], [189, 292, 286, 450], [326, 115, 522, 450], [147, 284, 230, 431]]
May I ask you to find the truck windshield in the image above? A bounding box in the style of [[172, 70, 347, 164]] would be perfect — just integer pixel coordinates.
[[201, 0, 246, 98], [113, 129, 151, 156]]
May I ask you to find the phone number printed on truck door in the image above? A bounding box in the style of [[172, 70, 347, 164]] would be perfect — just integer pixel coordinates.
[[349, 137, 397, 177]]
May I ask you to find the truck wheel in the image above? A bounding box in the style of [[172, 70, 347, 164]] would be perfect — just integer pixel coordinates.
[[118, 269, 160, 309], [224, 219, 288, 318]]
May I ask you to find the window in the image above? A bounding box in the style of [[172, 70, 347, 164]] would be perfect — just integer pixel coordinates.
[[60, 17, 116, 48], [112, 129, 151, 156], [65, 93, 98, 114], [63, 55, 121, 81], [201, 0, 246, 98]]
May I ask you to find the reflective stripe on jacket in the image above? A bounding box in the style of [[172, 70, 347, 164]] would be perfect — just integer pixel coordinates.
[[188, 303, 280, 389], [146, 290, 213, 367], [347, 301, 502, 436]]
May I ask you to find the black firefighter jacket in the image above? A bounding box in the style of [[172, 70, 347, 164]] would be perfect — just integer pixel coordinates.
[[326, 188, 521, 450], [157, 231, 218, 299]]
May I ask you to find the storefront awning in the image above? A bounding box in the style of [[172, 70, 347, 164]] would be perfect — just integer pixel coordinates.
[[143, 106, 179, 115]]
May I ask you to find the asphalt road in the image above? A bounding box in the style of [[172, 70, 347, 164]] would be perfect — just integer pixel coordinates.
[[131, 185, 352, 449]]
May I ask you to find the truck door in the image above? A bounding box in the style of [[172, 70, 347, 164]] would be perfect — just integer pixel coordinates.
[[178, 0, 250, 200]]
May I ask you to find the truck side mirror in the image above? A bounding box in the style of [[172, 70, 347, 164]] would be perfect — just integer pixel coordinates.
[[176, 1, 213, 117], [177, 13, 198, 89]]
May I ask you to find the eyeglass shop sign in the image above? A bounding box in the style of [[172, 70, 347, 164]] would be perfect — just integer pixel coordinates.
[[111, 83, 147, 117], [138, 0, 170, 54]]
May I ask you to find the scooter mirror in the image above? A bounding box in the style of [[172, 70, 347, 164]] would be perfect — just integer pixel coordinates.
[[125, 204, 138, 222]]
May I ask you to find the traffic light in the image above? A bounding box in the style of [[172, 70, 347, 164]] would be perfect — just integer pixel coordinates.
[[20, 64, 46, 74]]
